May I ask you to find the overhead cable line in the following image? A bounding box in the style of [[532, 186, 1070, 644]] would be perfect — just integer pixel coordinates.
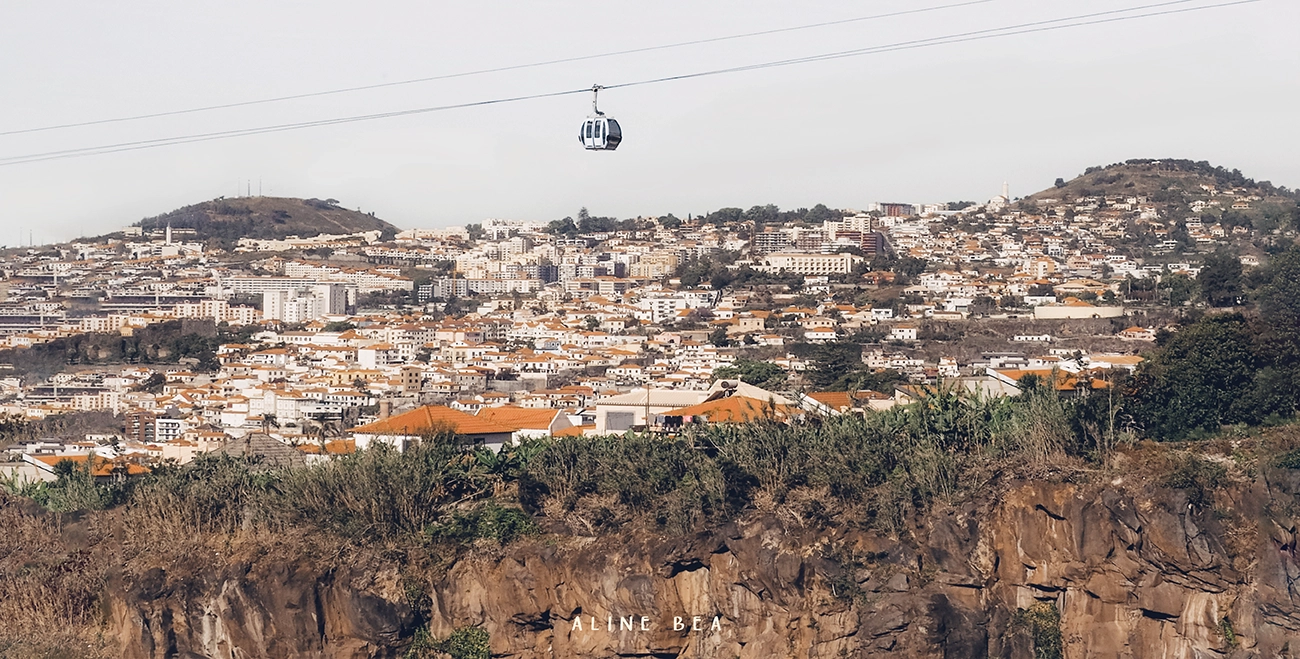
[[0, 0, 999, 138], [0, 0, 1263, 167]]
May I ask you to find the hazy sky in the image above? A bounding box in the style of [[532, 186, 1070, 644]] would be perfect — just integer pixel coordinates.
[[0, 0, 1295, 244]]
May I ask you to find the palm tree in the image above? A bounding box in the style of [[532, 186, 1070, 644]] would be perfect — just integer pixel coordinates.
[[304, 417, 342, 457], [260, 413, 278, 435]]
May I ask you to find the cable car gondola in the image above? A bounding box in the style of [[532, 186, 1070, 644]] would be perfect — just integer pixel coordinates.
[[579, 85, 621, 151]]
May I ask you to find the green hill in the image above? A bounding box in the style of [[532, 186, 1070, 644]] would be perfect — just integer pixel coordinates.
[[1030, 159, 1299, 231], [132, 196, 400, 246]]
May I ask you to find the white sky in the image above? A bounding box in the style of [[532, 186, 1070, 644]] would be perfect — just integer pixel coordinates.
[[0, 0, 1295, 244]]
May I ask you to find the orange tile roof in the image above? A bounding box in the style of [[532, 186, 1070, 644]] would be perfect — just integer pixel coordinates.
[[32, 454, 150, 477], [297, 439, 357, 455], [996, 368, 1109, 391], [663, 396, 798, 423], [552, 424, 593, 437], [475, 406, 559, 431], [806, 391, 853, 412], [351, 405, 515, 436]]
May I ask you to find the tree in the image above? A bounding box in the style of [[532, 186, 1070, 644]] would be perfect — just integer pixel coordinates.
[[1054, 177, 1067, 189], [546, 217, 579, 236], [712, 359, 787, 390], [1198, 250, 1243, 307], [1254, 247, 1300, 414], [804, 204, 840, 224], [895, 257, 927, 277], [806, 343, 866, 389], [742, 204, 780, 230], [970, 296, 996, 316], [584, 316, 600, 331], [703, 207, 744, 226], [1130, 313, 1271, 439], [304, 418, 342, 455], [708, 327, 732, 347], [137, 373, 166, 393], [1160, 272, 1196, 307]]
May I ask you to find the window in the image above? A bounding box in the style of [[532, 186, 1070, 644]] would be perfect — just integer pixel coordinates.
[[606, 411, 634, 432], [585, 122, 593, 139]]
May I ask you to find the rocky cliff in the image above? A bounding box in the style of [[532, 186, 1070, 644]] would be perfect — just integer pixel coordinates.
[[93, 469, 1300, 659]]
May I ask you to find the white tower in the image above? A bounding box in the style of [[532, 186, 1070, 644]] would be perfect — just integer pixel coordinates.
[[165, 222, 173, 245], [1002, 182, 1010, 201]]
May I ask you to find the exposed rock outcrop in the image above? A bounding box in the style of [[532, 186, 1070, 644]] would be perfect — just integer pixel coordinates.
[[102, 472, 1300, 658]]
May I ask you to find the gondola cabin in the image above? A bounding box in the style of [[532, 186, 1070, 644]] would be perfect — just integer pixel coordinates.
[[580, 115, 621, 151]]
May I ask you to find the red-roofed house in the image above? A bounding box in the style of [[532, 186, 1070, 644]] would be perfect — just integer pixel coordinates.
[[350, 405, 516, 452]]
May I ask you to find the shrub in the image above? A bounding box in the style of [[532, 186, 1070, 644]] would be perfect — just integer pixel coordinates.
[[407, 626, 490, 659], [276, 439, 489, 540], [1012, 602, 1063, 659], [427, 501, 536, 546], [1275, 449, 1300, 470], [1163, 454, 1227, 508]]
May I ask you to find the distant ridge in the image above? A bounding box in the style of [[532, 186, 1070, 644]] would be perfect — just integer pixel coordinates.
[[130, 196, 400, 246], [1030, 158, 1297, 207], [1017, 159, 1300, 233]]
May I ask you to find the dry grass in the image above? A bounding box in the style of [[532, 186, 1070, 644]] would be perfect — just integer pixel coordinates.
[[0, 496, 115, 658]]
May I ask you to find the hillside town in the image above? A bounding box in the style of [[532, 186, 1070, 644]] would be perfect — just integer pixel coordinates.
[[0, 167, 1289, 481]]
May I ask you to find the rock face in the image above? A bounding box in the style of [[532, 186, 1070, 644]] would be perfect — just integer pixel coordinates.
[[105, 474, 1300, 658]]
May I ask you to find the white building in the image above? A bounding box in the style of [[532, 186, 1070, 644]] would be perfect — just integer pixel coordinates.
[[262, 284, 348, 323], [755, 252, 862, 275]]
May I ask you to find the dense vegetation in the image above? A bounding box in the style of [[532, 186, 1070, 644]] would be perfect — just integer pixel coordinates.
[[0, 319, 255, 380], [131, 196, 399, 249], [1129, 247, 1300, 438], [0, 411, 122, 446], [5, 379, 1121, 542]]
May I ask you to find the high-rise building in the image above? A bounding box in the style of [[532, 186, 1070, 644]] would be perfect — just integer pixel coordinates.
[[262, 284, 348, 322]]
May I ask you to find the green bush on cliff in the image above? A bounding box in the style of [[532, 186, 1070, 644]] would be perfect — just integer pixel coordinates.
[[406, 626, 490, 659], [520, 384, 1082, 534], [1163, 454, 1228, 508], [426, 500, 536, 546], [437, 626, 491, 659], [1275, 448, 1300, 470], [1011, 602, 1063, 659]]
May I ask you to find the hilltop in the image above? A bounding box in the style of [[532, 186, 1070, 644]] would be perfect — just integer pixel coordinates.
[[130, 196, 400, 246], [1026, 159, 1300, 231]]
